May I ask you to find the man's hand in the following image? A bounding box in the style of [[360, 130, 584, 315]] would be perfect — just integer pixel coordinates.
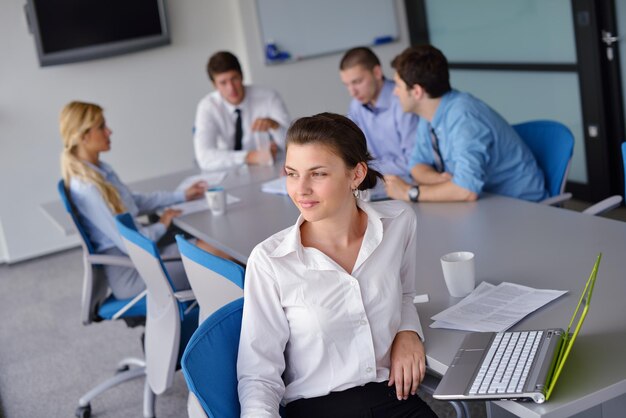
[[384, 175, 412, 201], [251, 117, 280, 132], [245, 142, 278, 165], [388, 331, 426, 400]]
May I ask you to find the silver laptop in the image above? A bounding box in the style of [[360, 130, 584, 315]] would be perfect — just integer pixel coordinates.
[[433, 254, 601, 404]]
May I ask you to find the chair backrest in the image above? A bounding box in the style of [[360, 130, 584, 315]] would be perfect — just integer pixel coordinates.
[[115, 213, 189, 394], [512, 120, 574, 197], [182, 298, 244, 418], [57, 180, 143, 325], [176, 235, 244, 323], [622, 142, 626, 196]]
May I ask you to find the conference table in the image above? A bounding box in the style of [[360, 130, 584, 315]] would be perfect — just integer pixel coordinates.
[[168, 165, 626, 418]]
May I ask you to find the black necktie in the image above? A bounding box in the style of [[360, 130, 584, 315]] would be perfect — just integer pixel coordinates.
[[430, 126, 445, 173], [234, 108, 243, 151]]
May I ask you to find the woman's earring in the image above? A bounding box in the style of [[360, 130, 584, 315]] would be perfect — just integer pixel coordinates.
[[352, 188, 359, 198]]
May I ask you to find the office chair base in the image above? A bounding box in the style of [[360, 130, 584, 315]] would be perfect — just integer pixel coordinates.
[[76, 364, 146, 417], [144, 379, 156, 418]]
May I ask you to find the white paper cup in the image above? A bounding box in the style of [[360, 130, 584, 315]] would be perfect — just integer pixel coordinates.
[[253, 131, 274, 166], [205, 187, 226, 215], [440, 251, 475, 297]]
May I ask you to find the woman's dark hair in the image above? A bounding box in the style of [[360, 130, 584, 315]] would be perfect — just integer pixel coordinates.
[[286, 112, 383, 190]]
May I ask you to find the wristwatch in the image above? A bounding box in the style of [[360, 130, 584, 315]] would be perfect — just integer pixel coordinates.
[[408, 185, 420, 202]]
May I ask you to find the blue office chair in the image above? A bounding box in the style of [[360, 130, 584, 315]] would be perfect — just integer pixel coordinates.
[[115, 213, 199, 400], [57, 180, 151, 418], [175, 235, 244, 323], [512, 120, 574, 205], [175, 235, 244, 417], [181, 297, 244, 418], [581, 141, 625, 215]]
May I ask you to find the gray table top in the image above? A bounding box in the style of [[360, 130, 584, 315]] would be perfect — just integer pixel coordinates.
[[42, 164, 283, 236], [175, 189, 626, 418]]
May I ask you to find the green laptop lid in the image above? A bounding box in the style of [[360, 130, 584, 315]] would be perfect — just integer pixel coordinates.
[[545, 253, 601, 400]]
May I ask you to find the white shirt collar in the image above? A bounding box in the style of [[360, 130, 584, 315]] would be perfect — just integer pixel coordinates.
[[269, 199, 406, 271], [219, 86, 248, 115]]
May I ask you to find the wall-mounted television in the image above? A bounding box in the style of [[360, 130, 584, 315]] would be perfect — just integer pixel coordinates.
[[24, 0, 170, 67]]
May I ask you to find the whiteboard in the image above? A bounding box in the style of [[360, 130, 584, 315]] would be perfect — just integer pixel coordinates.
[[256, 0, 398, 63]]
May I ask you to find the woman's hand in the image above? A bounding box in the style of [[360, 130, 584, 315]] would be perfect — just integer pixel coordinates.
[[159, 208, 182, 227], [185, 181, 208, 201], [388, 330, 426, 400]]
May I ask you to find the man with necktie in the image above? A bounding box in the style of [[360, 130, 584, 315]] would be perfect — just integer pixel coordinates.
[[193, 51, 291, 170], [384, 45, 547, 203]]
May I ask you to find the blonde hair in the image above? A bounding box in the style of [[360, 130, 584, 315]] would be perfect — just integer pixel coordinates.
[[59, 101, 125, 214]]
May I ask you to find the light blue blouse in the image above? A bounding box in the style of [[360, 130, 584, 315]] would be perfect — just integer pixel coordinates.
[[408, 90, 548, 202], [69, 161, 185, 253], [348, 79, 419, 182]]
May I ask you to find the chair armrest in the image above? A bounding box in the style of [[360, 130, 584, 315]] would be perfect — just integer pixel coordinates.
[[582, 195, 623, 216], [87, 254, 135, 267], [174, 289, 196, 302], [162, 255, 182, 262], [540, 192, 572, 206], [112, 290, 147, 320]]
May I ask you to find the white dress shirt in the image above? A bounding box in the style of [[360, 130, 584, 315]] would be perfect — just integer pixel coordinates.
[[193, 85, 291, 170], [237, 200, 424, 417]]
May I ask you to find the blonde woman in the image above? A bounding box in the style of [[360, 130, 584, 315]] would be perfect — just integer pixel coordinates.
[[237, 113, 436, 418], [60, 101, 206, 299]]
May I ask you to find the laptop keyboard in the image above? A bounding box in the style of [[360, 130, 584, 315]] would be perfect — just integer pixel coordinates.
[[469, 330, 543, 395]]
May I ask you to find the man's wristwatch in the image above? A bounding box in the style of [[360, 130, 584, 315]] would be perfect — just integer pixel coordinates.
[[408, 185, 420, 202]]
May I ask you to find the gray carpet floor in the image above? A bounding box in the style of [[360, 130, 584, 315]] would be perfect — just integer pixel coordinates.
[[1, 200, 623, 417], [0, 248, 189, 417]]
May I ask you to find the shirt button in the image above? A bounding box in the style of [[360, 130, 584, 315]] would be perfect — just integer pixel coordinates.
[[360, 320, 367, 326], [366, 367, 373, 373], [351, 280, 357, 286]]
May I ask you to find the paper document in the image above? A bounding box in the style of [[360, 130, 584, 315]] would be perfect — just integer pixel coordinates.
[[261, 176, 288, 195], [430, 281, 567, 332], [176, 172, 228, 192], [167, 194, 240, 216]]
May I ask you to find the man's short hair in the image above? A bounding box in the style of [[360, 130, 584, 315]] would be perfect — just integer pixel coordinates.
[[391, 45, 451, 98], [207, 51, 242, 82], [339, 47, 381, 71]]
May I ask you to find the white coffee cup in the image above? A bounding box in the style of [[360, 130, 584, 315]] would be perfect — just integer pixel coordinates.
[[440, 251, 475, 297], [205, 187, 226, 215]]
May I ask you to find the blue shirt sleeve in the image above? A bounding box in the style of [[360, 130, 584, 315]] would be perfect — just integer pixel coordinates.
[[132, 190, 185, 215], [446, 113, 493, 194], [408, 120, 434, 170]]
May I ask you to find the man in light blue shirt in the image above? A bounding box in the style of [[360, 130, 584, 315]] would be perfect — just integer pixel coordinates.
[[340, 47, 418, 182], [384, 45, 547, 203]]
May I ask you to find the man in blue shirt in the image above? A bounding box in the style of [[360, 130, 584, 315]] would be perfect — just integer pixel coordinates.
[[340, 47, 419, 182], [384, 45, 547, 203]]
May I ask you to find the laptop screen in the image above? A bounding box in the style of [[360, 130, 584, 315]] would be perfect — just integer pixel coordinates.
[[545, 253, 601, 400]]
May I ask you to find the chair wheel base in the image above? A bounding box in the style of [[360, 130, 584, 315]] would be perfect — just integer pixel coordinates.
[[116, 365, 130, 374], [75, 404, 91, 418]]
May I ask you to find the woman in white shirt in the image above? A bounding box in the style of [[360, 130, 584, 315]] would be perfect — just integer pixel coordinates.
[[59, 101, 210, 299], [237, 113, 436, 418]]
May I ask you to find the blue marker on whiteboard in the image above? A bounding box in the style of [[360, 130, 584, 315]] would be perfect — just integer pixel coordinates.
[[373, 35, 394, 45], [266, 41, 291, 62]]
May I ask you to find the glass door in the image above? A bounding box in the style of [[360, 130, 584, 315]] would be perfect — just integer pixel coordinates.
[[404, 0, 625, 201]]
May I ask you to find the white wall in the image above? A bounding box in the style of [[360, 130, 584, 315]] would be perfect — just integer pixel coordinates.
[[0, 0, 245, 262], [0, 0, 410, 263]]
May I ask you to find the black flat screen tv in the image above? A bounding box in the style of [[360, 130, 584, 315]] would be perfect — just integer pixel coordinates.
[[24, 0, 170, 67]]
